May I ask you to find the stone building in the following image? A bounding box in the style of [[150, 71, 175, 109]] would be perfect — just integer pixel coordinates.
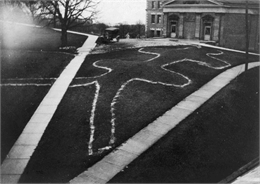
[[146, 0, 259, 52]]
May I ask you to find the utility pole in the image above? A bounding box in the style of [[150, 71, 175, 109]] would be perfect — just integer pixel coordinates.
[[245, 0, 249, 71]]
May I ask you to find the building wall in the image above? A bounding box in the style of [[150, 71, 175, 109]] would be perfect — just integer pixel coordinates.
[[146, 0, 164, 37], [166, 12, 219, 40], [183, 13, 196, 39], [221, 13, 259, 52], [146, 0, 259, 52], [249, 15, 259, 52]]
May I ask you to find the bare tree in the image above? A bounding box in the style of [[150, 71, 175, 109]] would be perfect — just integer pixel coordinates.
[[1, 0, 98, 46], [1, 0, 38, 22], [36, 0, 98, 46], [25, 1, 41, 21], [2, 0, 39, 17], [136, 20, 143, 38]]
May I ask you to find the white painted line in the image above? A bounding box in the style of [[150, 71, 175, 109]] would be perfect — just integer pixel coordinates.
[[0, 83, 52, 87], [75, 60, 112, 79], [138, 48, 160, 61], [1, 78, 57, 81], [70, 62, 260, 184], [70, 47, 233, 155], [0, 32, 98, 183]]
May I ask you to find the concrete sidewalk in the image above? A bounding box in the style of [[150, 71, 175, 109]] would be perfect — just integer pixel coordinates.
[[219, 157, 260, 184], [0, 33, 98, 184], [232, 165, 260, 184], [1, 32, 259, 183], [70, 62, 260, 184]]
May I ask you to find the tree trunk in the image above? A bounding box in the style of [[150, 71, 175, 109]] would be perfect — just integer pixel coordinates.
[[61, 26, 67, 47], [53, 10, 56, 28]]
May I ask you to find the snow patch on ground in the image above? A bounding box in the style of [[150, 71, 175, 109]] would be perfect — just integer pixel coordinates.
[[91, 38, 190, 54]]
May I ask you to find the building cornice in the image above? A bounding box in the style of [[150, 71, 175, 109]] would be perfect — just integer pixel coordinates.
[[163, 7, 259, 14], [164, 4, 223, 8], [163, 0, 224, 6], [162, 0, 259, 9]]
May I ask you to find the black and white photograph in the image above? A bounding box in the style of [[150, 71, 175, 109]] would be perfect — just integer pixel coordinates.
[[0, 0, 259, 183]]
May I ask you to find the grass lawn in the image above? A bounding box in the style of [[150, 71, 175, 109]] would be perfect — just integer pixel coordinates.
[[19, 45, 259, 183], [1, 50, 74, 79], [1, 22, 87, 52], [1, 50, 74, 162], [1, 44, 76, 163], [1, 22, 88, 162], [109, 66, 259, 183], [1, 86, 50, 162]]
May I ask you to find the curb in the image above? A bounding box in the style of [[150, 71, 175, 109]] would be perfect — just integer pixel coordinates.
[[219, 158, 259, 183]]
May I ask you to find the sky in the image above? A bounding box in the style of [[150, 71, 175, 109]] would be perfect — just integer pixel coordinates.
[[96, 0, 147, 25]]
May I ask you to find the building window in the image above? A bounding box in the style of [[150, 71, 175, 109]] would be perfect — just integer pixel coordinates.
[[157, 15, 161, 23], [151, 15, 155, 23], [157, 30, 161, 37], [150, 30, 155, 37], [158, 1, 162, 8], [152, 1, 155, 9]]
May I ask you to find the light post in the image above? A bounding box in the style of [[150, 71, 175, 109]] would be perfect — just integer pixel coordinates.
[[245, 0, 249, 71]]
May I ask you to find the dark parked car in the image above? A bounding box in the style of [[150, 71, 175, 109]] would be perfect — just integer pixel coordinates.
[[96, 27, 120, 44]]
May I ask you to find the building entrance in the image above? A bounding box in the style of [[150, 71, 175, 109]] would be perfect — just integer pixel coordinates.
[[171, 22, 177, 38], [168, 14, 179, 38], [150, 30, 154, 37], [204, 25, 211, 40], [202, 15, 214, 41]]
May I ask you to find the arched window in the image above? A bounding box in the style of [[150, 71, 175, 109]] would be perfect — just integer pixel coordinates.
[[169, 14, 180, 21], [202, 14, 215, 22]]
